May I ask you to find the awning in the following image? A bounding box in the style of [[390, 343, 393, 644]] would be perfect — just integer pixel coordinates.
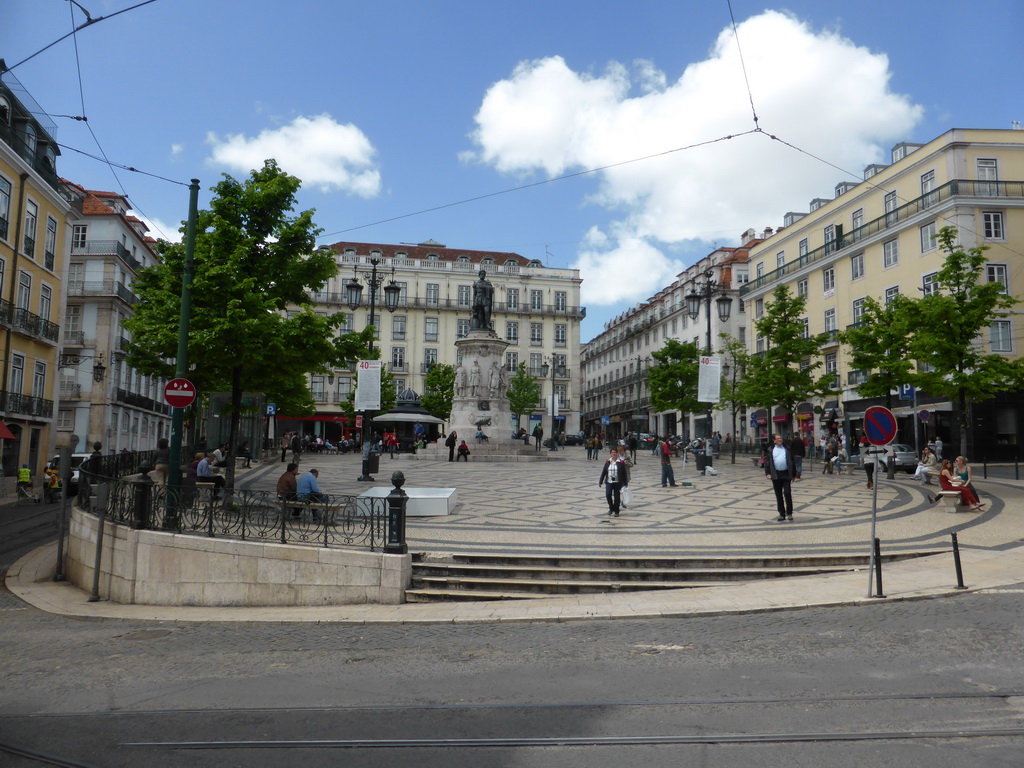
[[372, 412, 445, 425], [0, 423, 15, 440]]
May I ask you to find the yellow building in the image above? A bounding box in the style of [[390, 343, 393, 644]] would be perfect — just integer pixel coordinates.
[[282, 240, 584, 440], [0, 64, 74, 484], [740, 128, 1024, 457]]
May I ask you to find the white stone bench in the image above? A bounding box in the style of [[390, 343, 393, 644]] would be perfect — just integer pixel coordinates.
[[358, 486, 457, 517], [937, 490, 963, 509]]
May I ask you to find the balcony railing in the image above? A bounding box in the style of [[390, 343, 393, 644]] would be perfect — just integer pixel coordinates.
[[1, 391, 54, 418], [70, 240, 144, 272], [0, 300, 61, 343], [44, 249, 55, 272], [62, 330, 85, 346], [114, 388, 170, 414], [60, 383, 82, 400], [66, 280, 139, 305], [0, 121, 62, 192], [740, 178, 1024, 297], [23, 235, 35, 259]]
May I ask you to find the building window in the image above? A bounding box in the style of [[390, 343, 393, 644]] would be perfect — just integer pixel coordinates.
[[852, 297, 865, 324], [392, 315, 406, 340], [425, 283, 439, 306], [33, 361, 46, 399], [424, 317, 438, 342], [23, 200, 37, 258], [506, 288, 519, 309], [530, 323, 543, 346], [506, 321, 519, 343], [10, 353, 23, 394], [921, 170, 936, 205], [800, 317, 809, 339], [44, 217, 57, 266], [554, 324, 567, 347], [424, 348, 438, 366], [17, 271, 30, 310], [506, 351, 518, 371], [457, 319, 470, 338], [851, 252, 864, 280], [367, 313, 380, 338], [65, 304, 81, 335], [982, 212, 1004, 240], [40, 284, 51, 321], [394, 379, 406, 395], [755, 298, 764, 317], [884, 286, 900, 306], [883, 239, 899, 268], [393, 282, 408, 306], [755, 337, 764, 354], [884, 190, 898, 225], [977, 158, 998, 195], [921, 272, 940, 297], [796, 279, 808, 298], [530, 290, 543, 311], [756, 262, 764, 279], [391, 347, 406, 370], [798, 238, 809, 259], [824, 307, 837, 335], [852, 208, 864, 230], [823, 267, 835, 293], [990, 320, 1012, 352], [57, 409, 73, 430], [987, 264, 1009, 293], [0, 175, 10, 240], [776, 251, 785, 268], [555, 291, 567, 311], [824, 224, 837, 253], [457, 285, 471, 306], [920, 221, 938, 252]]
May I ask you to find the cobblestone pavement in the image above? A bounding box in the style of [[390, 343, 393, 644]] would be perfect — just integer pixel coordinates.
[[240, 448, 1023, 557]]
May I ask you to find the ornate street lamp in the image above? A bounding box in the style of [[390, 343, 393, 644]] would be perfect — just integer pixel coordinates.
[[540, 357, 563, 451], [686, 269, 733, 458], [346, 256, 400, 481]]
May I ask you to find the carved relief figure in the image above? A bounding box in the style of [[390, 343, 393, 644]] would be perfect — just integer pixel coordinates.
[[468, 360, 482, 397], [454, 364, 467, 397], [489, 361, 502, 397]]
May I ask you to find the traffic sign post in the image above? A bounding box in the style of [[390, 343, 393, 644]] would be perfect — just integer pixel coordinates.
[[862, 404, 897, 600], [163, 378, 197, 409]]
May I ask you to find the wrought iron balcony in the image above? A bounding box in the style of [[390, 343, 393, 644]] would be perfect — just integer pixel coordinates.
[[66, 280, 139, 306], [0, 391, 54, 418], [70, 239, 143, 272], [0, 300, 61, 343]]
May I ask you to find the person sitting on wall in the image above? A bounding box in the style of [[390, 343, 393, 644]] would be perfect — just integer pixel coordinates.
[[457, 441, 471, 462]]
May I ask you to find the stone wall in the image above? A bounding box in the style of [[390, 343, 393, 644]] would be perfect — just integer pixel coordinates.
[[64, 508, 411, 606]]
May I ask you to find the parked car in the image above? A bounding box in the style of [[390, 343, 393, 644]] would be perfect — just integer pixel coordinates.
[[637, 433, 657, 449], [48, 453, 93, 495], [884, 443, 919, 473], [561, 433, 583, 446]]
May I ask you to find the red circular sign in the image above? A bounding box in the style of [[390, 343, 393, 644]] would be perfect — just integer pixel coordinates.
[[864, 405, 897, 446], [164, 378, 197, 408]]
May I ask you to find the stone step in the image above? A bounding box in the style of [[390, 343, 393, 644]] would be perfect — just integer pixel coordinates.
[[412, 562, 857, 583]]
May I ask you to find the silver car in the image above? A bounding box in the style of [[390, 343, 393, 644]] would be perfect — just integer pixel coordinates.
[[884, 443, 920, 473]]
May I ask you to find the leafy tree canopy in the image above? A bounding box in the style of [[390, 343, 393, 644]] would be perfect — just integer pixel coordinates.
[[506, 363, 542, 430], [647, 338, 702, 416], [838, 294, 918, 408], [420, 363, 455, 421]]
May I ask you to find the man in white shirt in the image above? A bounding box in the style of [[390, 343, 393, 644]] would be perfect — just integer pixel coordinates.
[[764, 433, 795, 521]]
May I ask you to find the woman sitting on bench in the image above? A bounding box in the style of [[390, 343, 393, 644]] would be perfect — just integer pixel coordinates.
[[929, 459, 984, 511]]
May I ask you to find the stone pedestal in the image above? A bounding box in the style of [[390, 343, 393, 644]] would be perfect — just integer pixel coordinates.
[[450, 330, 514, 442]]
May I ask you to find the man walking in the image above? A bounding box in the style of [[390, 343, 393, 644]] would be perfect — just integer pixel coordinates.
[[598, 447, 630, 517], [788, 433, 805, 480], [765, 433, 795, 521], [533, 424, 543, 450]]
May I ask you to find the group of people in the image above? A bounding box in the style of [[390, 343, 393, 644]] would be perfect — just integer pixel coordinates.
[[927, 455, 985, 512], [276, 463, 328, 515]]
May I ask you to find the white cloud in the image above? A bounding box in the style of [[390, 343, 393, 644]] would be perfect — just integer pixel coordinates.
[[574, 226, 684, 305], [468, 10, 923, 307], [137, 214, 183, 244], [170, 143, 184, 156], [206, 114, 382, 196]]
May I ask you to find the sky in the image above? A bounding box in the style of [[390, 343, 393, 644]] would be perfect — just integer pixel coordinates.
[[4, 0, 1022, 341]]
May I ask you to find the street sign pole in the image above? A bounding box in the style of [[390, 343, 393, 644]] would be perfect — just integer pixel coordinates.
[[167, 179, 200, 528], [863, 405, 897, 599]]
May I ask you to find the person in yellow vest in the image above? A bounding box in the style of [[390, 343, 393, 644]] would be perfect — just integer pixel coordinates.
[[18, 464, 39, 503], [44, 468, 62, 502]]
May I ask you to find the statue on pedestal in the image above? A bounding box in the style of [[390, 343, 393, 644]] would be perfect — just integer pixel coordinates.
[[470, 270, 494, 331], [454, 364, 467, 397], [469, 360, 482, 397], [489, 361, 502, 397]]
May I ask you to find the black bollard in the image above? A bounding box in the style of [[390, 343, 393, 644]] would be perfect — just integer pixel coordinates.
[[872, 537, 886, 598], [951, 532, 968, 590], [384, 470, 408, 555], [131, 463, 154, 530]]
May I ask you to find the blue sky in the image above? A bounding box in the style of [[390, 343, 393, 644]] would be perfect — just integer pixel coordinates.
[[4, 0, 1022, 339]]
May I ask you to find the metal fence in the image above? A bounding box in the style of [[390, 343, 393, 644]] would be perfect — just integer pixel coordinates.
[[89, 479, 391, 551]]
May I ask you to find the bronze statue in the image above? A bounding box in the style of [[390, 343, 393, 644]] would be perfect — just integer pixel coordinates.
[[471, 269, 494, 331]]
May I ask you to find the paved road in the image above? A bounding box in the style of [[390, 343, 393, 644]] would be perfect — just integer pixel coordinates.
[[1, 579, 1022, 766]]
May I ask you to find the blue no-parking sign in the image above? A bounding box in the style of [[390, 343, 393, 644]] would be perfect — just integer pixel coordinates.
[[864, 405, 897, 445]]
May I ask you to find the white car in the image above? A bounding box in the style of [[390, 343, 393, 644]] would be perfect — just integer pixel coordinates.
[[48, 453, 93, 493]]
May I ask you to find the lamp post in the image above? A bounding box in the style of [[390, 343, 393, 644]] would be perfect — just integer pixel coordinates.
[[346, 256, 401, 481], [540, 357, 561, 451], [686, 269, 733, 461]]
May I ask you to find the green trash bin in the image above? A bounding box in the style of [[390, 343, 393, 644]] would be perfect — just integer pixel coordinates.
[[367, 452, 380, 475], [695, 453, 712, 472]]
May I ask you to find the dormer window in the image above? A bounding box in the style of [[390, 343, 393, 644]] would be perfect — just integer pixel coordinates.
[[504, 259, 517, 266], [0, 96, 10, 124], [427, 253, 439, 261], [482, 257, 494, 265]]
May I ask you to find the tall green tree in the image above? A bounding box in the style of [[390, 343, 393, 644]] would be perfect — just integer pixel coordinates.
[[647, 338, 702, 424], [124, 160, 371, 488], [911, 226, 1024, 456], [420, 364, 455, 421], [838, 294, 918, 410], [506, 363, 541, 431], [742, 285, 831, 435]]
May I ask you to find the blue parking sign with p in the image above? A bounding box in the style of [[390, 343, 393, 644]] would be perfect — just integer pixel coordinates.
[[266, 403, 277, 415]]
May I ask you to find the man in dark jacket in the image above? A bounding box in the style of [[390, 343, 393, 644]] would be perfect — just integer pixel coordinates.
[[765, 433, 795, 521], [445, 431, 457, 462], [788, 434, 806, 479], [598, 447, 630, 517]]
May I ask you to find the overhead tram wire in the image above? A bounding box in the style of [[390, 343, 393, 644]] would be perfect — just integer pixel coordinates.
[[318, 130, 759, 239], [5, 0, 163, 73]]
